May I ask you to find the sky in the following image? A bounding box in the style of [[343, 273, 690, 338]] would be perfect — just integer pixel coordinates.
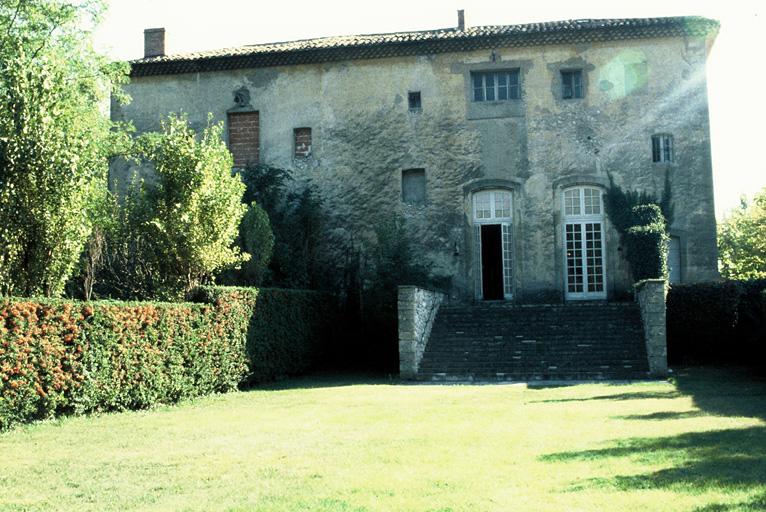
[[93, 0, 765, 219]]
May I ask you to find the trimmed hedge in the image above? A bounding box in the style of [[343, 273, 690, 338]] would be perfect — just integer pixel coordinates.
[[0, 298, 249, 430], [189, 287, 336, 384], [667, 280, 766, 367], [624, 204, 668, 282], [1, 286, 336, 430]]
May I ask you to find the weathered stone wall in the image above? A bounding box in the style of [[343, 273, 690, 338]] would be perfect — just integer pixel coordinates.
[[397, 285, 444, 379], [635, 279, 668, 377], [113, 33, 719, 302]]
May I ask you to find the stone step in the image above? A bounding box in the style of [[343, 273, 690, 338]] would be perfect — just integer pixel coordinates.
[[417, 302, 649, 381]]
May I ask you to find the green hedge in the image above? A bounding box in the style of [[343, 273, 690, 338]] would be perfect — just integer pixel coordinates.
[[189, 287, 336, 384], [0, 298, 249, 430], [624, 204, 668, 282], [667, 280, 766, 367], [1, 287, 336, 430]]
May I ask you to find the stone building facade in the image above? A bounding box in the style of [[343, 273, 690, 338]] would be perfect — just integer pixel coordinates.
[[114, 15, 720, 303]]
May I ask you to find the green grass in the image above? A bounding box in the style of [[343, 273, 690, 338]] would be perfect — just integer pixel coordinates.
[[1, 368, 765, 511]]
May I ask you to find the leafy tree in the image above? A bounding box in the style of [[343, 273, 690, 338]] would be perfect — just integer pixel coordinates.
[[129, 114, 249, 298], [0, 0, 128, 297], [719, 190, 766, 280], [220, 202, 274, 287]]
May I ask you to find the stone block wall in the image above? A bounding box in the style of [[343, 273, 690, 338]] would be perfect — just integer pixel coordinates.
[[398, 286, 444, 379], [635, 279, 668, 377]]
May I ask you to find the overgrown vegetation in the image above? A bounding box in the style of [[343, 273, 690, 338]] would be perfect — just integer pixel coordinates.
[[0, 0, 129, 297], [667, 280, 766, 368], [605, 173, 671, 282], [718, 188, 766, 280]]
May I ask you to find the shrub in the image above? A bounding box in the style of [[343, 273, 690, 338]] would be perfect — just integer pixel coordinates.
[[189, 286, 336, 384], [667, 280, 766, 367], [0, 297, 249, 430], [1, 286, 337, 430], [624, 204, 668, 282]]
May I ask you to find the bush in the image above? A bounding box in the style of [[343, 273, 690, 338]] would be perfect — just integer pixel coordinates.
[[624, 204, 668, 282], [0, 297, 249, 430], [189, 286, 336, 384], [1, 286, 336, 430], [667, 280, 766, 367]]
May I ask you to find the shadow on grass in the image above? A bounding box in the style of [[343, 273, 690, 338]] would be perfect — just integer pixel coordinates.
[[245, 371, 394, 392], [531, 390, 682, 403], [612, 410, 710, 421], [540, 367, 766, 501]]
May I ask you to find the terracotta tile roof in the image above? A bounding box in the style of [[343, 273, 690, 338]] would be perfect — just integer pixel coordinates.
[[129, 16, 719, 77]]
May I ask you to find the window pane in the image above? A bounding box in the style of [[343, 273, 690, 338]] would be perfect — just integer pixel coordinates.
[[497, 72, 508, 100], [494, 191, 512, 219], [509, 70, 520, 99], [473, 74, 484, 101], [474, 191, 492, 219], [564, 189, 580, 216], [652, 136, 660, 162], [562, 72, 573, 99], [573, 71, 583, 98], [485, 73, 495, 101]]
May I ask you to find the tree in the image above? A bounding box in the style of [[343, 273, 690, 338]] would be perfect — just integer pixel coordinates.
[[718, 190, 766, 280], [232, 202, 274, 287], [131, 114, 248, 297], [0, 0, 128, 297]]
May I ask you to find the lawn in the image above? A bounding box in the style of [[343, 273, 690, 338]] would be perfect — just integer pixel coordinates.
[[1, 369, 765, 511]]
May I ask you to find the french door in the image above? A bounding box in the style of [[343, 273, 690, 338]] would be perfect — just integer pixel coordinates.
[[563, 187, 607, 300], [473, 190, 513, 300]]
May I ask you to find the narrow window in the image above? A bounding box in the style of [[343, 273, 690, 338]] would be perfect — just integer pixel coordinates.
[[651, 134, 674, 163], [561, 70, 584, 99], [471, 70, 521, 102], [294, 127, 312, 158], [408, 91, 422, 111], [401, 169, 426, 205], [227, 111, 260, 167]]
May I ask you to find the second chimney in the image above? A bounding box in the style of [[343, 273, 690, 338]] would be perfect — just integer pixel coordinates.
[[457, 10, 465, 31], [144, 28, 166, 58]]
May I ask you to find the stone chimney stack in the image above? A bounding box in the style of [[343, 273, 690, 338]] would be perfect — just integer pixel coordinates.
[[457, 10, 465, 31], [144, 28, 166, 58]]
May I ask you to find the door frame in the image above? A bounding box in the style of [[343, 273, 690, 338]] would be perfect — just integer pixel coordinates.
[[472, 189, 514, 301], [562, 220, 607, 300], [476, 222, 513, 300], [562, 186, 607, 301]]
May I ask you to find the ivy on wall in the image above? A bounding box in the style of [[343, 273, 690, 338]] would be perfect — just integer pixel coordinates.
[[604, 172, 672, 282]]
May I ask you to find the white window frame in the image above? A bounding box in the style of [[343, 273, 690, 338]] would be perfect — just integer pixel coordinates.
[[562, 187, 607, 300], [471, 70, 521, 102]]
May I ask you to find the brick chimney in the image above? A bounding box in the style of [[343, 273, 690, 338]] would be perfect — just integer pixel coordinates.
[[457, 10, 465, 31], [144, 28, 165, 58]]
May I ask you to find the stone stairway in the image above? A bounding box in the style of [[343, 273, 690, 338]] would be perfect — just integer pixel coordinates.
[[417, 302, 650, 381]]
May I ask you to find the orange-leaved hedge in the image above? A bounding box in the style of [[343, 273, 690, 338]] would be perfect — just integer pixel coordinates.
[[1, 287, 337, 430], [0, 296, 250, 430]]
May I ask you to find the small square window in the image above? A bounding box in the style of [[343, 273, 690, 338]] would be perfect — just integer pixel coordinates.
[[652, 134, 674, 163], [408, 91, 422, 111], [401, 169, 426, 205], [294, 127, 311, 158], [561, 70, 584, 99]]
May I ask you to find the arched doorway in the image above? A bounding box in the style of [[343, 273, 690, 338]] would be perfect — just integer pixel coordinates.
[[473, 189, 513, 300], [562, 186, 607, 300]]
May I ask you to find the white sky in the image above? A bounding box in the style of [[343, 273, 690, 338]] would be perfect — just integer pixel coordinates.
[[94, 0, 765, 219]]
